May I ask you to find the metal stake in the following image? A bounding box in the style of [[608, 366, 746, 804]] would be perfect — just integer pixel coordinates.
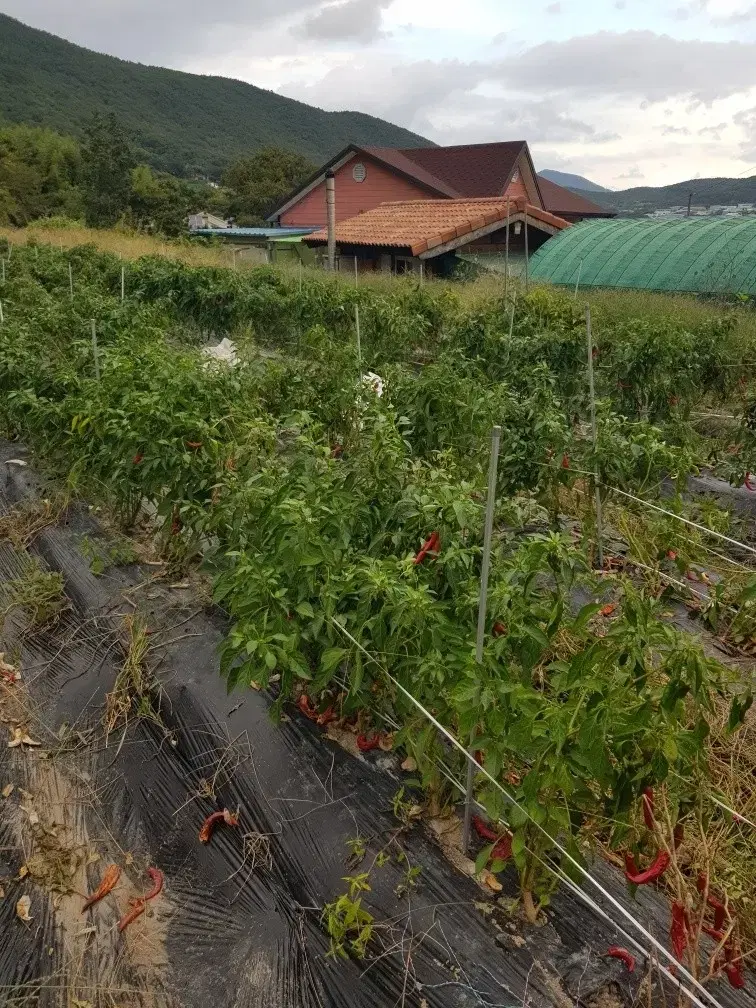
[[504, 198, 510, 301], [69, 263, 74, 301], [354, 256, 359, 284], [121, 265, 125, 301], [462, 425, 502, 852], [0, 300, 4, 326], [585, 307, 603, 569], [91, 319, 100, 381], [524, 206, 529, 293]]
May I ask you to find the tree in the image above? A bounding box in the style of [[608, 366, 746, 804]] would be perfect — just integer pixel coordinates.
[[81, 113, 134, 227], [128, 164, 197, 236], [223, 146, 316, 225]]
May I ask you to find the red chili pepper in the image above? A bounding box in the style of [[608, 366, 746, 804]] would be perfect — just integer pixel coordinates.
[[144, 867, 163, 901], [703, 925, 724, 943], [492, 621, 507, 637], [671, 900, 690, 961], [669, 395, 679, 406], [696, 874, 728, 932], [745, 473, 756, 492], [624, 849, 670, 885], [473, 750, 485, 765], [117, 866, 163, 932], [600, 603, 616, 618], [199, 808, 239, 844], [132, 453, 143, 465], [356, 733, 380, 752], [606, 947, 636, 972], [330, 444, 343, 459], [298, 694, 318, 720], [491, 833, 513, 863], [81, 864, 121, 913], [471, 814, 498, 842], [413, 532, 440, 566], [592, 347, 598, 359], [186, 441, 202, 449], [724, 962, 745, 989], [118, 900, 146, 932], [666, 549, 677, 560], [561, 454, 570, 469], [316, 705, 337, 726]]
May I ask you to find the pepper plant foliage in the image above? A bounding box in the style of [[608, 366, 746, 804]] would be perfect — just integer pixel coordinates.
[[0, 242, 750, 915]]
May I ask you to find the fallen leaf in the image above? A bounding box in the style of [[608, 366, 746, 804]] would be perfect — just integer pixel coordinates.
[[7, 728, 41, 748], [1, 784, 14, 798], [16, 894, 32, 921], [6, 459, 27, 467], [481, 870, 503, 893], [18, 866, 28, 879], [378, 733, 394, 751], [28, 810, 40, 826], [401, 756, 417, 772]]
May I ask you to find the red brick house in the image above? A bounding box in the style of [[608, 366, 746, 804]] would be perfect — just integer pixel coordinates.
[[269, 141, 613, 228]]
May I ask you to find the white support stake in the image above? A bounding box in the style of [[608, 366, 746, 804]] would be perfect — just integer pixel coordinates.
[[0, 300, 4, 326], [574, 259, 583, 300], [585, 306, 603, 569], [121, 265, 125, 301], [462, 424, 502, 853], [69, 262, 74, 301], [354, 255, 359, 284], [91, 319, 100, 381]]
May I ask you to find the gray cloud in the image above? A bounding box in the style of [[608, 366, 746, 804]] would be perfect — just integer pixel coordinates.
[[293, 0, 391, 41], [615, 166, 644, 179], [714, 3, 756, 23], [499, 31, 756, 104], [0, 0, 318, 62], [734, 105, 756, 161], [660, 125, 691, 135]]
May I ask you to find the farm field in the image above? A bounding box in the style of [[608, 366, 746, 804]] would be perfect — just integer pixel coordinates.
[[0, 235, 755, 1005]]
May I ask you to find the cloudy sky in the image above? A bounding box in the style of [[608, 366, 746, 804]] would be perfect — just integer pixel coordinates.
[[4, 0, 756, 187]]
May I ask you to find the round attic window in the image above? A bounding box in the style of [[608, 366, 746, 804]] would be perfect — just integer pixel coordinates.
[[352, 162, 367, 183]]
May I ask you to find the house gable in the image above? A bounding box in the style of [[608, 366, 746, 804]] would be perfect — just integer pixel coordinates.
[[278, 151, 445, 228]]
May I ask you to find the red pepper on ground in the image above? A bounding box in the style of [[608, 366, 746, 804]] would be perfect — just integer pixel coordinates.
[[606, 947, 636, 972], [724, 962, 745, 989], [199, 808, 239, 844], [117, 867, 164, 932], [413, 532, 440, 566], [472, 814, 497, 841], [471, 815, 512, 864], [623, 849, 670, 885], [600, 603, 616, 618], [132, 453, 143, 465], [81, 863, 121, 913], [316, 706, 337, 726], [356, 733, 380, 752], [298, 694, 318, 720]]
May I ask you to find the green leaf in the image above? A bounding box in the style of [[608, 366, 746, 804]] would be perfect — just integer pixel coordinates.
[[474, 843, 494, 875], [321, 647, 347, 674]]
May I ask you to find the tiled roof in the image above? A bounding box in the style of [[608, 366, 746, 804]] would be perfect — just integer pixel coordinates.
[[383, 141, 528, 199], [536, 177, 614, 217], [304, 197, 569, 257]]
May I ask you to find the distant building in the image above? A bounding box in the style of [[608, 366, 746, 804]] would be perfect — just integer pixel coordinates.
[[188, 211, 231, 230], [269, 141, 615, 229]]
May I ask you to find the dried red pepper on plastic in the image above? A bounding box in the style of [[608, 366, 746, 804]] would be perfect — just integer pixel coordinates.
[[117, 866, 163, 932], [298, 694, 318, 720], [199, 808, 239, 844], [414, 532, 440, 566], [356, 734, 380, 752], [82, 863, 121, 913], [471, 815, 512, 864], [724, 961, 745, 989], [606, 947, 636, 972], [623, 849, 670, 885]]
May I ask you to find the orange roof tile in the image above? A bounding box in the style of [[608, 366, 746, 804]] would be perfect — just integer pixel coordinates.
[[304, 197, 569, 257]]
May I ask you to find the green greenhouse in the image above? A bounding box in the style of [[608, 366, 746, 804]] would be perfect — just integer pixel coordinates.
[[529, 216, 756, 295]]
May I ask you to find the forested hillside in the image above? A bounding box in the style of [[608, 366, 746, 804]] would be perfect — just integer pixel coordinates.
[[0, 13, 431, 178]]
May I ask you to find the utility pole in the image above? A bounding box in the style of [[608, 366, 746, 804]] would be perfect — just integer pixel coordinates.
[[326, 170, 337, 272], [686, 192, 693, 217]]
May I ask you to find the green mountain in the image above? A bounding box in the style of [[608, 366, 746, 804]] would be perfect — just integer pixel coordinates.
[[579, 176, 756, 215], [0, 13, 432, 179], [538, 169, 610, 193]]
